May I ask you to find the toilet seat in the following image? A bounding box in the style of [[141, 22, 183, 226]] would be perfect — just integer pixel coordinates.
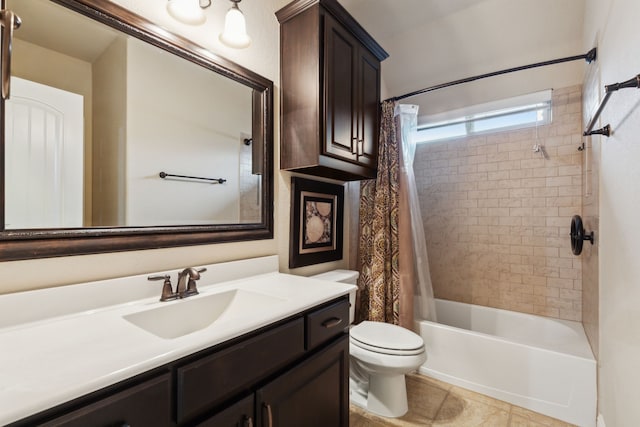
[[350, 321, 425, 356]]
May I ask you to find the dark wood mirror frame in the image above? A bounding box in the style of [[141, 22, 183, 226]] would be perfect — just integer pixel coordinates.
[[0, 0, 274, 261]]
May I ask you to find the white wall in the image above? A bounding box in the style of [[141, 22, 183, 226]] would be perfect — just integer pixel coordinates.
[[583, 0, 640, 425], [1, 0, 351, 294], [342, 0, 586, 119], [126, 37, 249, 225]]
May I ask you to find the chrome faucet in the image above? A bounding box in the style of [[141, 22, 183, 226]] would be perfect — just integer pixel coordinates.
[[175, 267, 206, 298], [147, 267, 206, 301]]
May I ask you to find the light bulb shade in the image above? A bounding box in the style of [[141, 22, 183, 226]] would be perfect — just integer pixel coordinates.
[[219, 3, 251, 49], [167, 0, 206, 25]]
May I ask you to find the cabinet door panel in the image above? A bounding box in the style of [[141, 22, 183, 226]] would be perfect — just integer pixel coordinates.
[[357, 47, 381, 168], [324, 14, 358, 162], [40, 374, 171, 427], [256, 335, 349, 427], [196, 394, 254, 427]]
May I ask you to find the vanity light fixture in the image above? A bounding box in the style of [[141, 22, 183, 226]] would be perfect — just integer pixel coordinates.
[[166, 0, 212, 26], [219, 0, 251, 49], [166, 0, 251, 49]]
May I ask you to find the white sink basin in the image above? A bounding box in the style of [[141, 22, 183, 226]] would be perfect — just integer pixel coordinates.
[[123, 289, 285, 339]]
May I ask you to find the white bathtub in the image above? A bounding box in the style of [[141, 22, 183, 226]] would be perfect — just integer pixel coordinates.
[[417, 299, 596, 427]]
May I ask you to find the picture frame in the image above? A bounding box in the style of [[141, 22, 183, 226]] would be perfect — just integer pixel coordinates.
[[289, 177, 344, 268]]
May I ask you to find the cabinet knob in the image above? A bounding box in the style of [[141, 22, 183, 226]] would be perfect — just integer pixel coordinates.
[[351, 137, 358, 154], [243, 415, 253, 427]]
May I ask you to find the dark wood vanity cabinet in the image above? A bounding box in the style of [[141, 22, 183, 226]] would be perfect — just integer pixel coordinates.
[[277, 0, 388, 181], [198, 299, 349, 427], [199, 335, 349, 427], [10, 297, 350, 427]]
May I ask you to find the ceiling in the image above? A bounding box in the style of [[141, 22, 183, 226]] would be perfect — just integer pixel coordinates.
[[12, 0, 587, 123], [11, 0, 119, 63], [339, 0, 587, 120]]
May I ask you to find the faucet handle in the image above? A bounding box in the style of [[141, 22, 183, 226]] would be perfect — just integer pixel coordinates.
[[148, 274, 178, 302]]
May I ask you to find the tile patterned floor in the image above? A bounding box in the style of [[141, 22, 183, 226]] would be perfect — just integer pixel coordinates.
[[349, 373, 577, 427]]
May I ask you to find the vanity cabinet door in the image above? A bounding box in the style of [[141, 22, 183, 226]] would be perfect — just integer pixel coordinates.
[[256, 334, 349, 427], [196, 394, 254, 427], [39, 374, 171, 427]]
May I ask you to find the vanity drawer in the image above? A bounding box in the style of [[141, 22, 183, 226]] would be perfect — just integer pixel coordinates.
[[306, 298, 349, 350], [176, 318, 305, 423], [40, 374, 171, 427]]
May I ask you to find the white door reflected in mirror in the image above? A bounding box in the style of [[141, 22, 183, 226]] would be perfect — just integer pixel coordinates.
[[5, 77, 83, 228]]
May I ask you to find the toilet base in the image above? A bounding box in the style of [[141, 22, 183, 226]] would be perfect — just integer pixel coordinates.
[[350, 374, 409, 418], [349, 378, 368, 409]]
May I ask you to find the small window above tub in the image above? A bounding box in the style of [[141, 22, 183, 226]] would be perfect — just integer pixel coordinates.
[[416, 90, 552, 144]]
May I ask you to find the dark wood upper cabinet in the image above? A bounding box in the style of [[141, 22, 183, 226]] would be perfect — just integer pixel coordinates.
[[277, 0, 388, 181]]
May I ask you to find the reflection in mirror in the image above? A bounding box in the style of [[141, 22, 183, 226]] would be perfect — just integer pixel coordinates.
[[6, 0, 261, 229], [0, 0, 273, 260]]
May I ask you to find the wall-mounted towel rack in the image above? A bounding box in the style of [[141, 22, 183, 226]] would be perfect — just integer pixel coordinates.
[[583, 74, 640, 137], [159, 172, 226, 184]]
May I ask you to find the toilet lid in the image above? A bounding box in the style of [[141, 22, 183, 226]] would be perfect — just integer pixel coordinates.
[[350, 321, 425, 355]]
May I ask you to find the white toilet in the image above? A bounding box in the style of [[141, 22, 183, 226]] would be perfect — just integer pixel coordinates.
[[311, 270, 427, 418]]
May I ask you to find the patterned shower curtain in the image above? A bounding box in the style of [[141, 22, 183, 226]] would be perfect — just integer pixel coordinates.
[[357, 100, 401, 324]]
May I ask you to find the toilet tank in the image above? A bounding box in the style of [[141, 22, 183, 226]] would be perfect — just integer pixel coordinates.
[[310, 270, 359, 324], [310, 269, 359, 284]]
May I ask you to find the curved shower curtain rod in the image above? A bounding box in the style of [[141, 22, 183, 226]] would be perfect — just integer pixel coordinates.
[[386, 48, 597, 103]]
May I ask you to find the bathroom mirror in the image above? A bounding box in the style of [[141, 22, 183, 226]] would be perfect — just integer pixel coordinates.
[[0, 0, 273, 260]]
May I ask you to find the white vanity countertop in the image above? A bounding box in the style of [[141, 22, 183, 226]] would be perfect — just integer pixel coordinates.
[[0, 256, 354, 425]]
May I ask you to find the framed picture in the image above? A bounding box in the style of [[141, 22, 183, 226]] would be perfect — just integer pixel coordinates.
[[289, 177, 344, 268]]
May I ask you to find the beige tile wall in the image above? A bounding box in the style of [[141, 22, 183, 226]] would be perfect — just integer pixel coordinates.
[[239, 140, 261, 223], [415, 85, 583, 321]]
